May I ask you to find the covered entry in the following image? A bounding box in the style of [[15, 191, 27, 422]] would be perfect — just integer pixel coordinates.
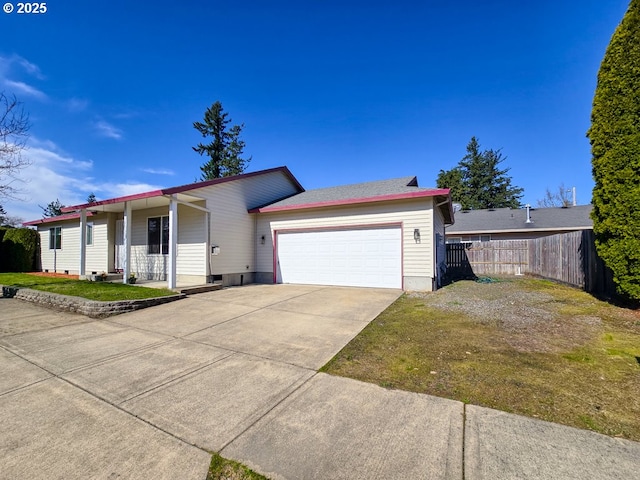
[[275, 226, 402, 289]]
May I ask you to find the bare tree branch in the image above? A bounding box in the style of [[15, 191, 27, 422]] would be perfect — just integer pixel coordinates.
[[537, 183, 572, 208], [0, 92, 31, 199]]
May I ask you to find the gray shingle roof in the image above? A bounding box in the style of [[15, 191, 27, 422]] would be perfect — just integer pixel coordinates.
[[261, 176, 440, 208], [447, 204, 593, 233]]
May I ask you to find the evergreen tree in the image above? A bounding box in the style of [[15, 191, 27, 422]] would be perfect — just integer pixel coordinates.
[[86, 192, 96, 204], [435, 167, 464, 205], [437, 137, 523, 210], [587, 0, 640, 300], [40, 198, 64, 217], [193, 101, 251, 180]]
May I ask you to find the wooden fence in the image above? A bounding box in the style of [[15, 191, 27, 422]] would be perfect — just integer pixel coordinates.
[[445, 230, 615, 297]]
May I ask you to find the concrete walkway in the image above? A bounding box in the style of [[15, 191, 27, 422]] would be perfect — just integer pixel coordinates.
[[1, 284, 639, 479]]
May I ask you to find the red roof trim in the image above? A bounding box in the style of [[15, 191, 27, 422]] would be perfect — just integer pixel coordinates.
[[61, 189, 165, 212], [250, 188, 451, 213], [60, 166, 304, 213], [23, 211, 95, 226]]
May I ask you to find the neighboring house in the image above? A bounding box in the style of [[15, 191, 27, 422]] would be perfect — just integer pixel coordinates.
[[445, 204, 593, 243], [24, 167, 453, 291]]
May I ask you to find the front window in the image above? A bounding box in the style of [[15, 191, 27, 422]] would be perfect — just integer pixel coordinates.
[[148, 216, 169, 254], [49, 226, 61, 250], [86, 222, 93, 246]]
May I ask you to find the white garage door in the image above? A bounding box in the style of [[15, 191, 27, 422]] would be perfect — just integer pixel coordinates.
[[276, 227, 402, 289]]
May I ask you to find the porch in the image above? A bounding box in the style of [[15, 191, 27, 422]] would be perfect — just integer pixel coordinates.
[[62, 188, 212, 290]]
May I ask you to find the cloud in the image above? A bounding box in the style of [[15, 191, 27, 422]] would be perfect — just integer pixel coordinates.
[[0, 54, 47, 100], [0, 138, 160, 221], [67, 97, 89, 112], [15, 56, 45, 79], [3, 80, 46, 99], [141, 168, 175, 175], [94, 120, 123, 140], [99, 182, 162, 197]]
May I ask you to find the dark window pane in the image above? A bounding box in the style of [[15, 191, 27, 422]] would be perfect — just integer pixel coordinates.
[[148, 217, 160, 254], [162, 216, 169, 255], [49, 227, 61, 249]]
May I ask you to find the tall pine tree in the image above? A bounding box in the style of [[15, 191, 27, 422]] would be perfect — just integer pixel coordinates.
[[588, 0, 640, 300], [193, 101, 251, 180], [437, 137, 523, 210], [40, 198, 64, 218]]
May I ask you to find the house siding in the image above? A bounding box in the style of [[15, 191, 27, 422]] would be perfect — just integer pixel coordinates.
[[256, 197, 436, 290], [86, 217, 109, 273], [38, 215, 109, 274], [187, 170, 300, 283], [128, 204, 207, 281], [30, 169, 300, 285]]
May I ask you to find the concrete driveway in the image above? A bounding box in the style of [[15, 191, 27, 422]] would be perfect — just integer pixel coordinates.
[[0, 284, 404, 479], [2, 284, 639, 480]]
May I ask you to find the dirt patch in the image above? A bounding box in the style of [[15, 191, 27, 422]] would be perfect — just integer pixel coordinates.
[[410, 279, 602, 353], [27, 272, 79, 280]]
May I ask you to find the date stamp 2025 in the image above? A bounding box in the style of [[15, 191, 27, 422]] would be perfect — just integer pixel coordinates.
[[3, 2, 47, 14]]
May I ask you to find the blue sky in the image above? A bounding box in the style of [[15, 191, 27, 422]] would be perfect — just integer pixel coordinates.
[[0, 0, 630, 221]]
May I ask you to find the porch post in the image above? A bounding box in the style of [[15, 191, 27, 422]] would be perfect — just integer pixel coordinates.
[[205, 211, 211, 281], [79, 209, 87, 277], [123, 201, 132, 284], [168, 195, 178, 289]]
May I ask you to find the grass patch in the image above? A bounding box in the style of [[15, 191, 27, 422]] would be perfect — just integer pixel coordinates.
[[207, 453, 269, 480], [321, 277, 640, 441], [0, 273, 175, 301]]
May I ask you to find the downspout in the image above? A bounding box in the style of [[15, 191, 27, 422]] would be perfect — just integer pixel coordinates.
[[254, 213, 258, 283], [207, 211, 212, 283]]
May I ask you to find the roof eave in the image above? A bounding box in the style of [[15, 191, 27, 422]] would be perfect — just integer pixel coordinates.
[[59, 166, 305, 214], [445, 225, 593, 235], [250, 188, 451, 213], [23, 211, 95, 226]]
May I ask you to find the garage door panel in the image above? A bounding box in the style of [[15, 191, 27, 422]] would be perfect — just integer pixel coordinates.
[[276, 227, 401, 289]]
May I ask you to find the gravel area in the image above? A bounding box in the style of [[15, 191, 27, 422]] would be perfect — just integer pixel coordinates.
[[410, 279, 604, 353]]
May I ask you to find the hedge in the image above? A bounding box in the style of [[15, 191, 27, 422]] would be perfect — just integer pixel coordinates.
[[1, 228, 39, 272]]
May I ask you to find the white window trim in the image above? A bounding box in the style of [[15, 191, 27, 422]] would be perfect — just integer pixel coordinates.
[[147, 215, 169, 255], [86, 222, 94, 246], [49, 226, 62, 250]]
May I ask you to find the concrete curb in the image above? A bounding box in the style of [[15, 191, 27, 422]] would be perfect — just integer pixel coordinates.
[[1, 285, 185, 318]]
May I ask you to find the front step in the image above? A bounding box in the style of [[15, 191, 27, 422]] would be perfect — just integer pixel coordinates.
[[179, 284, 223, 295]]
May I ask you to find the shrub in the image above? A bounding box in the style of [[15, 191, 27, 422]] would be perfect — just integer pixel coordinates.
[[0, 227, 9, 271], [588, 0, 640, 300], [1, 228, 38, 272]]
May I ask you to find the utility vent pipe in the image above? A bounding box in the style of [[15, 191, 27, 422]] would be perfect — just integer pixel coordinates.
[[525, 204, 533, 224]]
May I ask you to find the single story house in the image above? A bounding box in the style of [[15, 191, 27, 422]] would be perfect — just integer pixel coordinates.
[[445, 204, 593, 243], [24, 167, 453, 291]]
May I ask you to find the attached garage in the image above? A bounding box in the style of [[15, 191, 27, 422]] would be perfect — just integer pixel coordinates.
[[253, 176, 454, 291], [275, 226, 402, 289]]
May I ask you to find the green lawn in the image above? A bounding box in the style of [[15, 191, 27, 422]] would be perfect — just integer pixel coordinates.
[[207, 453, 268, 480], [322, 277, 640, 442], [0, 273, 176, 301]]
